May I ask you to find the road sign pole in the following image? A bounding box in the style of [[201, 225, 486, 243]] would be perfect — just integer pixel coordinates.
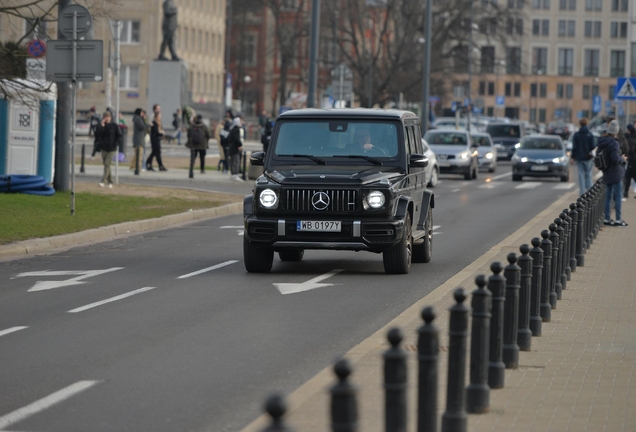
[[339, 65, 344, 107], [71, 10, 77, 215], [54, 0, 72, 193], [115, 20, 121, 185]]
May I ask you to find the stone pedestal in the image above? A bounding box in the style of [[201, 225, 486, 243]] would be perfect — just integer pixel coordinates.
[[148, 60, 189, 127]]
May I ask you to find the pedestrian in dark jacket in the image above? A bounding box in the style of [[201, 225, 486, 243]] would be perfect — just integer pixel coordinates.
[[146, 112, 167, 171], [571, 118, 596, 195], [95, 111, 122, 188], [129, 108, 149, 175], [624, 123, 636, 199], [598, 120, 628, 226], [227, 116, 244, 181], [186, 114, 211, 178]]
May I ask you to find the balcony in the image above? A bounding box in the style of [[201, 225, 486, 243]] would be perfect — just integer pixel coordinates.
[[611, 68, 625, 77], [558, 67, 573, 76], [584, 67, 599, 76]]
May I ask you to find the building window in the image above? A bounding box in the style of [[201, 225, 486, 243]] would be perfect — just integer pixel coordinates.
[[556, 84, 564, 98], [558, 20, 575, 37], [585, 21, 602, 38], [610, 51, 625, 77], [514, 82, 521, 96], [481, 46, 495, 73], [539, 109, 546, 123], [479, 81, 486, 95], [611, 0, 628, 11], [539, 83, 547, 97], [558, 48, 573, 75], [452, 45, 469, 73], [542, 20, 549, 35], [120, 20, 140, 44], [532, 0, 551, 8], [487, 107, 494, 116], [565, 84, 573, 98], [506, 47, 521, 74], [531, 83, 537, 97], [530, 108, 537, 122], [242, 34, 257, 67], [632, 43, 636, 77], [532, 19, 550, 36], [583, 85, 590, 99], [119, 65, 139, 89], [281, 0, 298, 9], [609, 85, 615, 100], [585, 0, 602, 10], [610, 22, 628, 39], [532, 47, 548, 74], [488, 82, 495, 95], [559, 0, 576, 9], [584, 49, 599, 76], [507, 0, 525, 8], [505, 82, 512, 96]]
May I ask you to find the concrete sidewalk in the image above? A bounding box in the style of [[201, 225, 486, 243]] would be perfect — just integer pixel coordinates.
[[242, 189, 636, 432]]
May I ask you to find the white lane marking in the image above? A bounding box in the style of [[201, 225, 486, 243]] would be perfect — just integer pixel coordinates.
[[13, 268, 124, 292], [274, 269, 344, 295], [451, 188, 461, 192], [177, 260, 239, 279], [68, 287, 155, 313], [514, 182, 542, 189], [553, 183, 576, 190], [0, 380, 100, 430], [432, 225, 443, 235], [220, 226, 244, 236], [491, 171, 512, 181], [0, 327, 27, 338], [478, 182, 504, 189]]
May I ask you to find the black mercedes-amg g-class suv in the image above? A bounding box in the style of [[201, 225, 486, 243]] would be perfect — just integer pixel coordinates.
[[243, 108, 434, 274]]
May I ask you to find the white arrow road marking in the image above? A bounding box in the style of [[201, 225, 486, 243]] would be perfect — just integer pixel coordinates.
[[177, 260, 239, 279], [220, 226, 244, 236], [514, 182, 542, 189], [553, 183, 575, 190], [13, 268, 124, 292], [68, 287, 155, 313], [0, 327, 27, 339], [0, 380, 100, 431], [274, 269, 344, 295]]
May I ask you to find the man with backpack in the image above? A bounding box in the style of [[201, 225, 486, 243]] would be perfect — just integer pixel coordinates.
[[597, 120, 628, 227], [625, 123, 636, 199], [186, 114, 211, 179], [571, 118, 596, 195]]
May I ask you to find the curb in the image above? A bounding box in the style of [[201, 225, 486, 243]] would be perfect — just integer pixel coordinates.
[[0, 202, 243, 261]]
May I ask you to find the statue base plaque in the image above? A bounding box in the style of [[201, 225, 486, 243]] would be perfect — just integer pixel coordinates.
[[148, 60, 189, 127]]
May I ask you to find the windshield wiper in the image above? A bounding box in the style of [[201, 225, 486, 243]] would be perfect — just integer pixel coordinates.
[[279, 154, 326, 165], [346, 155, 383, 166]]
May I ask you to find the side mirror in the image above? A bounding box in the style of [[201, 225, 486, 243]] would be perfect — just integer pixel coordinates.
[[250, 151, 265, 166], [409, 154, 429, 168]]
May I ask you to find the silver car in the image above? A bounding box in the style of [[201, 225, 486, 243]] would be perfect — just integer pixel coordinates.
[[471, 133, 497, 173], [421, 138, 439, 187], [423, 130, 479, 180]]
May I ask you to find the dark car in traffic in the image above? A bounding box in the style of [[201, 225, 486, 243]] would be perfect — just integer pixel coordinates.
[[244, 109, 434, 274], [511, 135, 570, 182], [486, 122, 525, 160]]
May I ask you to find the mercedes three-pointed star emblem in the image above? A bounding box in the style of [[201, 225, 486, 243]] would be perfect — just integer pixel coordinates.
[[311, 191, 330, 210]]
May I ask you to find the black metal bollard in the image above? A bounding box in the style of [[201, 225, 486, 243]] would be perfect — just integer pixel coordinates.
[[569, 203, 578, 273], [585, 191, 594, 247], [559, 212, 570, 289], [554, 218, 564, 300], [517, 245, 532, 351], [539, 230, 552, 322], [502, 253, 520, 369], [562, 209, 572, 282], [331, 359, 358, 432], [260, 394, 294, 432], [80, 143, 86, 173], [242, 151, 247, 181], [384, 328, 407, 432], [417, 306, 438, 432], [576, 199, 585, 267], [549, 223, 559, 309], [466, 275, 491, 414], [487, 262, 506, 389], [529, 237, 543, 336], [441, 288, 469, 432]]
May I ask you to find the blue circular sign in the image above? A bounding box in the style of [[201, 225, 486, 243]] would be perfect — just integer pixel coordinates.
[[27, 40, 46, 58]]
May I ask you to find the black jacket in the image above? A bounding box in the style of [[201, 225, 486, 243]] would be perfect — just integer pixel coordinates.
[[95, 122, 122, 152], [596, 136, 625, 184], [571, 126, 596, 161], [626, 131, 636, 164], [150, 121, 163, 147], [228, 126, 243, 155]]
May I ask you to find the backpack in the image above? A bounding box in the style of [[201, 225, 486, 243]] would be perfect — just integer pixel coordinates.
[[190, 125, 205, 146], [172, 116, 179, 129], [594, 146, 609, 171]]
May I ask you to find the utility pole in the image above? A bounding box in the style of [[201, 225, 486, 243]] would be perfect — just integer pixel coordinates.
[[467, 0, 474, 133], [307, 0, 321, 108], [53, 0, 72, 192], [224, 0, 233, 111], [421, 0, 432, 133], [114, 20, 121, 184]]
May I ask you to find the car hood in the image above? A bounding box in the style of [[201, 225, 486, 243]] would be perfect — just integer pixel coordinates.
[[477, 147, 493, 156], [490, 137, 520, 146], [264, 165, 405, 186], [514, 149, 565, 160], [428, 144, 468, 155]]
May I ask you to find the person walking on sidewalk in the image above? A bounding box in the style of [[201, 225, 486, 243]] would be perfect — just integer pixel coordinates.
[[130, 108, 149, 175], [598, 120, 628, 227], [172, 108, 183, 145], [146, 112, 167, 171], [95, 111, 122, 188], [186, 114, 211, 178], [214, 116, 228, 172], [571, 117, 596, 195], [622, 123, 636, 199], [227, 116, 244, 181]]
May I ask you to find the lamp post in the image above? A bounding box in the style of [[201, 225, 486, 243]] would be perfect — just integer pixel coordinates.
[[242, 75, 251, 115], [421, 0, 432, 133], [590, 76, 599, 119], [534, 70, 543, 125], [495, 60, 506, 117]]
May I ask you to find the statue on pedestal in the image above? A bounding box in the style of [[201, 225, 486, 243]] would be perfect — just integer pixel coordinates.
[[158, 0, 180, 61]]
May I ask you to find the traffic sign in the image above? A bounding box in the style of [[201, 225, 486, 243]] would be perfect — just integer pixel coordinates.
[[58, 4, 92, 39], [592, 95, 602, 113], [605, 100, 612, 112], [495, 95, 505, 107], [46, 40, 103, 82], [27, 39, 46, 58], [26, 58, 46, 80], [615, 77, 636, 100]]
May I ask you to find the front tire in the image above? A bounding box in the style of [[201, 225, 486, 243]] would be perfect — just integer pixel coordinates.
[[428, 166, 439, 187], [244, 237, 274, 273], [383, 213, 412, 274], [560, 173, 569, 182], [413, 208, 432, 263], [279, 249, 304, 261]]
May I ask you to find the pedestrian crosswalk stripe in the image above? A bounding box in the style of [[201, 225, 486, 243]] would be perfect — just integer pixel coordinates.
[[514, 182, 541, 189], [553, 183, 575, 190]]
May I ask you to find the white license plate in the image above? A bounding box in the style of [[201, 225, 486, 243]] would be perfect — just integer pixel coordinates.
[[297, 221, 341, 232], [530, 165, 549, 171]]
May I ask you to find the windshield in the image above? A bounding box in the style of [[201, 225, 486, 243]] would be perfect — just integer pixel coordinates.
[[473, 136, 491, 147], [425, 131, 468, 145], [273, 120, 400, 158], [520, 138, 563, 150], [486, 124, 520, 138]]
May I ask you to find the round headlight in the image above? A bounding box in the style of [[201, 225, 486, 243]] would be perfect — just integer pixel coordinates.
[[367, 191, 385, 209], [259, 189, 278, 208], [485, 152, 493, 159]]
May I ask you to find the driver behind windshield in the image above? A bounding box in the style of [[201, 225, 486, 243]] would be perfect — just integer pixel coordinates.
[[350, 127, 375, 153]]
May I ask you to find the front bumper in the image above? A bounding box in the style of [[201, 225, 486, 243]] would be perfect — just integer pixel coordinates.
[[244, 216, 406, 252], [478, 157, 495, 169], [437, 157, 472, 174], [512, 162, 568, 177], [495, 145, 516, 159]]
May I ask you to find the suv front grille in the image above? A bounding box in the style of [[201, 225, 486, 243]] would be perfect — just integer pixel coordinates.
[[284, 189, 358, 212]]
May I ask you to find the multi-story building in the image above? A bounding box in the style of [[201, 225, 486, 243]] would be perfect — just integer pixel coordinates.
[[471, 0, 633, 124]]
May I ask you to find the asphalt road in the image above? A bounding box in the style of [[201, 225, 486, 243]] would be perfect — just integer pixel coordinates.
[[0, 162, 579, 432]]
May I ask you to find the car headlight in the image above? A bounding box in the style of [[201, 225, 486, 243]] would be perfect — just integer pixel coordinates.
[[365, 190, 385, 209], [514, 142, 521, 148], [459, 151, 470, 160], [552, 156, 567, 164], [259, 189, 278, 208], [485, 152, 493, 160]]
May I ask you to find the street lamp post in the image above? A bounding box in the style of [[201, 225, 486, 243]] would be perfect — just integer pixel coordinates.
[[495, 59, 506, 117], [590, 76, 599, 119], [534, 70, 543, 125], [242, 75, 251, 115], [420, 0, 432, 133]]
